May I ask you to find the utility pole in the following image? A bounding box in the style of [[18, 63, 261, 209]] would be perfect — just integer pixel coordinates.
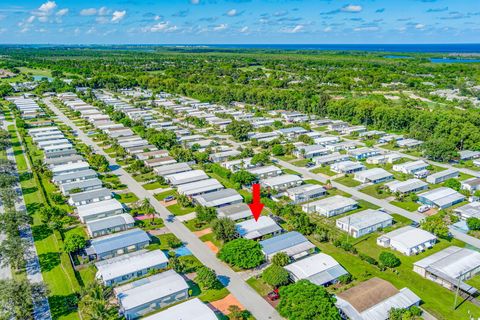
[[453, 275, 462, 310]]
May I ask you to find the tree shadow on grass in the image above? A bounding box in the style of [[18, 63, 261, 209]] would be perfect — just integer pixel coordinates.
[[26, 202, 42, 215], [19, 171, 33, 182], [22, 186, 38, 195], [38, 252, 61, 272], [48, 294, 79, 320], [32, 224, 53, 241]]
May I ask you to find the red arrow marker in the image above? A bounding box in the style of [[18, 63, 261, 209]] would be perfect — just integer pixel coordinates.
[[248, 183, 264, 221]]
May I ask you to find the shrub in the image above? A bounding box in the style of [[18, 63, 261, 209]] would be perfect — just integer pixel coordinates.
[[262, 265, 290, 287], [217, 238, 264, 269], [271, 252, 290, 267], [379, 251, 401, 268]]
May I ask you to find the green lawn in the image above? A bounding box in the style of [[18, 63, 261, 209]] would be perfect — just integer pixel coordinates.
[[167, 203, 196, 216], [133, 171, 157, 182], [291, 159, 311, 167], [142, 181, 168, 190], [391, 200, 420, 212], [246, 276, 272, 296], [334, 175, 362, 187], [199, 232, 222, 249], [282, 168, 302, 176], [276, 155, 296, 161], [311, 166, 337, 177], [184, 218, 209, 232], [114, 192, 139, 204], [360, 184, 391, 199], [154, 189, 177, 201], [304, 179, 324, 185]]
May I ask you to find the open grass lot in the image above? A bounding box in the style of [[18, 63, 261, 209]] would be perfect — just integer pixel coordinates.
[[114, 192, 139, 204], [334, 175, 362, 187], [360, 184, 391, 199], [142, 181, 168, 190], [199, 232, 222, 249], [282, 168, 302, 176], [311, 166, 337, 177], [309, 233, 480, 320], [276, 155, 296, 162], [8, 125, 28, 171], [132, 171, 157, 182], [391, 200, 420, 212], [184, 218, 209, 232], [167, 203, 196, 216], [246, 276, 272, 296], [154, 189, 177, 201], [290, 159, 311, 167], [18, 66, 52, 77]]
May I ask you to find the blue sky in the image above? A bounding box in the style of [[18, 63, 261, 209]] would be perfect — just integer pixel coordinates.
[[0, 0, 479, 44]]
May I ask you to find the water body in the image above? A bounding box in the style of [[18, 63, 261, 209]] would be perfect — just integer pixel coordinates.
[[32, 75, 53, 82], [429, 58, 480, 63]]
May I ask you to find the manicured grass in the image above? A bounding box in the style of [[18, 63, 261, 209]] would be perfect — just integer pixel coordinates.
[[198, 287, 230, 303], [133, 171, 157, 182], [304, 179, 324, 185], [334, 175, 362, 187], [8, 125, 28, 171], [114, 192, 139, 204], [466, 274, 480, 289], [291, 159, 311, 167], [135, 218, 165, 231], [246, 276, 272, 296], [360, 184, 391, 199], [282, 168, 302, 176], [147, 233, 182, 251], [199, 232, 222, 249], [311, 166, 337, 176], [168, 203, 196, 216], [154, 189, 177, 201], [184, 218, 209, 232], [391, 200, 420, 212], [458, 172, 474, 181], [18, 66, 52, 77], [142, 181, 168, 190], [77, 265, 97, 287], [276, 155, 296, 161]]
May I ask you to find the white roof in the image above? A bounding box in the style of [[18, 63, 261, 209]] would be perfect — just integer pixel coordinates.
[[285, 253, 346, 282], [142, 298, 217, 320], [51, 161, 89, 174], [287, 184, 326, 195], [43, 143, 73, 151], [247, 165, 282, 176], [419, 187, 465, 207], [382, 226, 436, 249], [77, 199, 123, 218], [336, 209, 392, 230], [96, 249, 168, 282], [359, 288, 420, 320], [115, 270, 189, 311], [165, 169, 209, 185], [355, 168, 392, 181], [235, 216, 282, 239], [385, 179, 428, 193], [262, 174, 302, 187], [306, 195, 358, 212], [177, 178, 224, 196]]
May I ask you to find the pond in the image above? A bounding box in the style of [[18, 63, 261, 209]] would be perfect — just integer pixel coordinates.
[[430, 58, 480, 64], [33, 75, 53, 82]]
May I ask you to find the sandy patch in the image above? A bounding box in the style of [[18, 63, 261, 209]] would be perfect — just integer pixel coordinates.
[[209, 294, 244, 314], [204, 241, 219, 254], [194, 228, 212, 237]]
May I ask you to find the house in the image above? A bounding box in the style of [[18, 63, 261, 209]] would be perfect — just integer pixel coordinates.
[[426, 169, 459, 184], [153, 162, 191, 177], [261, 174, 303, 191], [293, 145, 329, 159], [95, 249, 169, 286], [43, 143, 75, 155], [342, 125, 367, 135], [221, 157, 256, 172], [347, 147, 380, 160], [413, 246, 480, 295], [60, 178, 103, 195], [193, 188, 243, 208], [314, 153, 350, 166], [459, 150, 480, 161], [165, 170, 209, 186], [454, 202, 480, 219], [68, 188, 112, 206], [77, 199, 124, 223], [277, 126, 308, 138], [377, 226, 436, 256], [235, 216, 282, 240], [397, 138, 423, 148], [393, 160, 429, 175], [418, 187, 465, 209], [314, 136, 340, 146], [461, 178, 480, 193], [354, 168, 393, 184], [331, 161, 365, 174], [217, 203, 251, 221], [325, 141, 357, 152], [115, 270, 189, 319], [177, 178, 224, 197], [209, 150, 241, 163], [285, 253, 348, 286], [385, 179, 428, 194], [135, 150, 169, 161], [142, 298, 217, 320], [302, 195, 358, 217], [328, 121, 349, 131], [52, 169, 97, 185], [86, 214, 135, 238], [336, 210, 393, 238], [51, 161, 90, 175], [247, 165, 283, 179], [44, 148, 77, 159], [144, 157, 176, 168], [86, 228, 151, 260], [366, 153, 402, 165], [286, 184, 326, 204], [260, 231, 316, 261], [45, 154, 84, 167], [336, 278, 421, 320]]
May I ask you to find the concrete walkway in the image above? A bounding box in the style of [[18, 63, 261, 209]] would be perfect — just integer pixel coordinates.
[[4, 121, 52, 320], [45, 98, 283, 320]]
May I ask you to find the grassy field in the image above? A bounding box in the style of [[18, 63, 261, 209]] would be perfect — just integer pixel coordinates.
[[18, 67, 52, 77], [360, 184, 391, 199], [334, 175, 362, 187], [167, 203, 196, 216], [391, 200, 420, 212], [311, 166, 337, 177]]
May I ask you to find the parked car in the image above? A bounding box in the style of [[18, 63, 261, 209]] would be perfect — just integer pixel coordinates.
[[417, 205, 430, 213], [267, 289, 280, 301], [306, 162, 315, 168], [164, 195, 175, 202]]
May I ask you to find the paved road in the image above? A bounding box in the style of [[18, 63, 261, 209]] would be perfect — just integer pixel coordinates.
[[45, 98, 283, 320], [3, 120, 52, 320], [276, 158, 480, 249]]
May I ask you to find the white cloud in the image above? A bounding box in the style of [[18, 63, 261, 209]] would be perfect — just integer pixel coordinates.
[[323, 26, 332, 32], [145, 21, 178, 33], [56, 8, 68, 17], [98, 7, 109, 16], [80, 8, 97, 16], [239, 26, 249, 33], [38, 1, 57, 14], [341, 4, 363, 13], [415, 23, 425, 29], [213, 24, 227, 31], [111, 10, 126, 23], [190, 0, 200, 4], [354, 26, 379, 31], [283, 24, 304, 33], [226, 9, 238, 17], [154, 15, 162, 21], [26, 15, 36, 23]]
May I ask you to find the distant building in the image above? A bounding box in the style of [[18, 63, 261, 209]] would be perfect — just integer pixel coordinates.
[[418, 187, 465, 209], [354, 168, 393, 184], [302, 195, 358, 217], [336, 209, 393, 238], [377, 226, 436, 256], [261, 174, 303, 191], [426, 169, 459, 184], [286, 184, 326, 204], [385, 179, 428, 194]]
